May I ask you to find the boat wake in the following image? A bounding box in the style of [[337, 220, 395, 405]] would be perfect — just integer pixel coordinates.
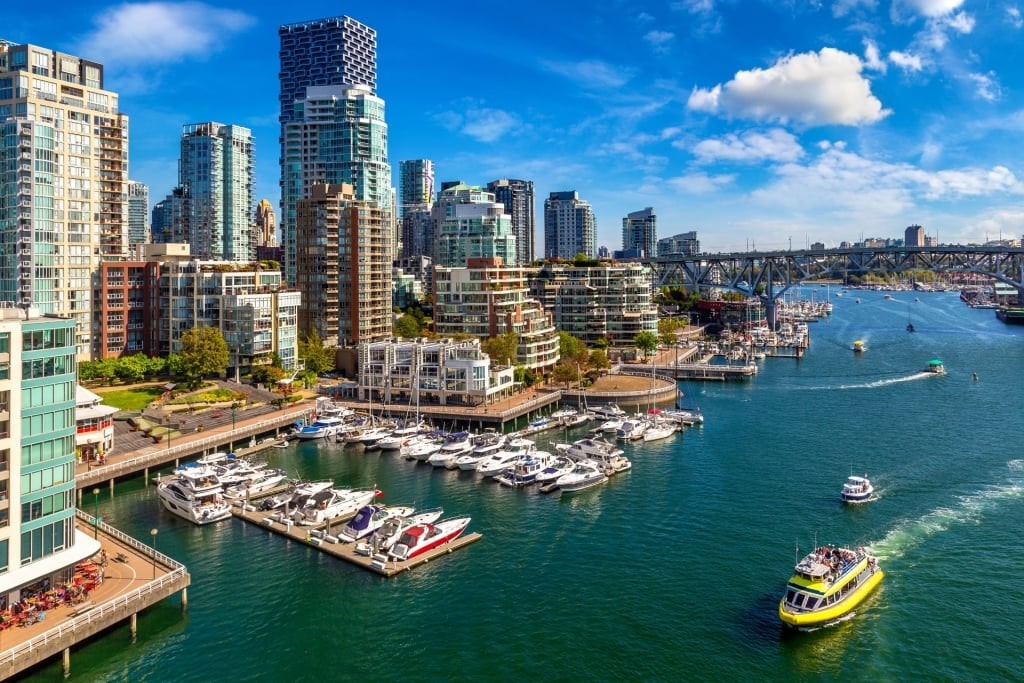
[[868, 460, 1024, 561], [802, 373, 933, 390]]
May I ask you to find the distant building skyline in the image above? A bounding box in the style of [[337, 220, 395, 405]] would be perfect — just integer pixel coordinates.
[[544, 191, 596, 259]]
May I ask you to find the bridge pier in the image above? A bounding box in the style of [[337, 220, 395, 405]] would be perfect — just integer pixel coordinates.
[[764, 299, 779, 329]]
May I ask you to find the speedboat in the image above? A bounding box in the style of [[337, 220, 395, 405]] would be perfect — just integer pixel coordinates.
[[294, 416, 347, 440], [779, 545, 884, 627], [224, 467, 289, 499], [664, 407, 704, 425], [156, 466, 233, 525], [267, 480, 335, 521], [924, 359, 945, 374], [336, 504, 416, 543], [356, 507, 444, 557], [616, 420, 647, 441], [291, 487, 380, 526], [475, 438, 536, 477], [841, 475, 874, 503], [556, 437, 630, 472], [598, 419, 624, 434], [852, 340, 866, 353], [388, 516, 472, 562], [404, 435, 445, 462], [555, 460, 609, 493], [590, 404, 626, 420]]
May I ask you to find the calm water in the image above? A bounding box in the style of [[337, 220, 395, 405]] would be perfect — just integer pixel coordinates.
[[26, 290, 1024, 682]]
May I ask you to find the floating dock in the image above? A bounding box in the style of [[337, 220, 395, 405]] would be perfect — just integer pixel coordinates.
[[230, 503, 481, 577]]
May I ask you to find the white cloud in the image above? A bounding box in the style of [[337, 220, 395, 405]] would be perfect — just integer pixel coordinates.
[[541, 59, 633, 89], [673, 0, 716, 14], [943, 11, 975, 33], [691, 129, 805, 164], [436, 107, 522, 143], [967, 72, 1000, 102], [1007, 7, 1024, 29], [76, 2, 254, 65], [898, 0, 966, 18], [686, 48, 889, 127], [863, 39, 886, 73], [644, 30, 675, 53], [889, 50, 925, 72], [668, 171, 736, 194]]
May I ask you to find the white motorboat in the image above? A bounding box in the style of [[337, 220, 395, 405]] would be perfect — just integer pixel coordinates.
[[590, 404, 626, 420], [336, 504, 416, 543], [663, 407, 704, 425], [377, 421, 428, 451], [598, 419, 624, 434], [294, 416, 347, 440], [555, 460, 609, 493], [355, 426, 395, 448], [453, 432, 506, 471], [267, 480, 335, 521], [291, 487, 380, 526], [428, 431, 476, 467], [404, 435, 445, 462], [495, 451, 554, 487], [157, 466, 233, 525], [534, 455, 576, 485], [224, 467, 289, 499], [356, 507, 444, 557], [557, 437, 624, 461], [616, 420, 647, 441], [475, 438, 536, 477]]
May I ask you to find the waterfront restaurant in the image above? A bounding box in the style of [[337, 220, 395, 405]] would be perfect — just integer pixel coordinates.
[[74, 386, 118, 465]]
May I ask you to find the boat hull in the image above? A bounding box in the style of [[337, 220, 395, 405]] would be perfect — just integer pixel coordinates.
[[778, 568, 884, 627]]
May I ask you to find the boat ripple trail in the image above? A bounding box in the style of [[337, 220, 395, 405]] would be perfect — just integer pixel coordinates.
[[799, 372, 932, 391], [869, 460, 1024, 560]]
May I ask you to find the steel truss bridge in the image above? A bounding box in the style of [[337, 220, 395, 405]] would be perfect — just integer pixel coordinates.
[[650, 246, 1024, 327]]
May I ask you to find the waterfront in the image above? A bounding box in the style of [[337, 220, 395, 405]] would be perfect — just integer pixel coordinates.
[[24, 289, 1024, 681]]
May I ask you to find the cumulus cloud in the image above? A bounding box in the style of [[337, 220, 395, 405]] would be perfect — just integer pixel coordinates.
[[541, 59, 633, 89], [673, 0, 716, 14], [833, 0, 878, 18], [691, 128, 805, 164], [686, 48, 889, 127], [76, 2, 254, 65], [889, 50, 925, 72], [863, 39, 886, 73], [436, 107, 522, 143], [644, 30, 675, 53]]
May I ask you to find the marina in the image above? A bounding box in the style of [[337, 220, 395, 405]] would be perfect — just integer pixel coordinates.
[[19, 289, 1024, 681]]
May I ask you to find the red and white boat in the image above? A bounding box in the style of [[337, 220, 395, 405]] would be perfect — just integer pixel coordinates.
[[388, 516, 471, 562]]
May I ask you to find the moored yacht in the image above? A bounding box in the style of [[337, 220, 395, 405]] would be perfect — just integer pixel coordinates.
[[388, 516, 472, 562], [294, 416, 347, 440], [356, 507, 444, 557], [428, 431, 476, 468], [555, 460, 609, 493], [156, 466, 233, 525], [291, 487, 380, 526], [337, 504, 416, 543]]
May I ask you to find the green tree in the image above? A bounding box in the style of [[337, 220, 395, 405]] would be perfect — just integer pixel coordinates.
[[634, 331, 659, 358], [144, 354, 167, 379], [177, 326, 229, 389], [558, 332, 589, 368], [298, 330, 335, 377], [78, 360, 101, 381], [513, 366, 538, 387], [658, 318, 681, 348], [588, 349, 610, 371], [251, 364, 286, 386], [551, 362, 578, 388], [394, 314, 422, 338], [482, 332, 519, 366], [114, 354, 148, 384]]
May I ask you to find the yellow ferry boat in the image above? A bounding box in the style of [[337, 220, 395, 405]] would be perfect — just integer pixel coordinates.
[[778, 545, 884, 628]]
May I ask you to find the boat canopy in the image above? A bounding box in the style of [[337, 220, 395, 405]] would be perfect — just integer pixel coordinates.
[[927, 359, 944, 366]]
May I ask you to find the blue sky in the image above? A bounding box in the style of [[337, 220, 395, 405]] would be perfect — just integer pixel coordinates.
[[8, 0, 1024, 252]]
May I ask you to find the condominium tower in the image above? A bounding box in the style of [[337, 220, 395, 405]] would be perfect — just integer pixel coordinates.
[[433, 183, 517, 268], [127, 180, 150, 252], [487, 179, 535, 265], [176, 122, 254, 261], [278, 16, 390, 286], [0, 39, 129, 359], [622, 207, 657, 259], [543, 191, 596, 259]]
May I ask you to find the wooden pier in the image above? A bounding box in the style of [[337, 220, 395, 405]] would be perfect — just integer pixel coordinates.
[[231, 503, 481, 577]]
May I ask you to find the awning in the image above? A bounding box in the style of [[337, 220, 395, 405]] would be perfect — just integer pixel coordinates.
[[0, 531, 100, 594], [76, 404, 120, 420]]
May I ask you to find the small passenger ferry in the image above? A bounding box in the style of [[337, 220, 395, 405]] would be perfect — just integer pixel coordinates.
[[924, 359, 945, 374], [778, 545, 884, 628]]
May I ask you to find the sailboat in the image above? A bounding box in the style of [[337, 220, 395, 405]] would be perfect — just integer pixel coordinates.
[[643, 357, 677, 442]]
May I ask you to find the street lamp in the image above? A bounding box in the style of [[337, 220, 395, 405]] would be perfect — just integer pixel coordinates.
[[150, 528, 158, 580], [92, 488, 100, 539], [230, 402, 239, 451]]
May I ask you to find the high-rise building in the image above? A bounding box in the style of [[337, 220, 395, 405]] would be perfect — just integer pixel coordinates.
[[0, 306, 100, 602], [295, 184, 393, 353], [487, 179, 535, 265], [278, 16, 390, 286], [433, 183, 516, 268], [543, 191, 596, 260], [657, 231, 700, 256], [127, 181, 150, 253], [256, 199, 277, 248], [0, 39, 129, 359], [905, 224, 925, 247], [622, 207, 657, 259], [279, 16, 377, 119], [176, 122, 254, 261], [399, 160, 434, 219]]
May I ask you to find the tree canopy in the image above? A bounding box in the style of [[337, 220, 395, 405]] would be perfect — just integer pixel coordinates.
[[298, 330, 335, 376], [482, 332, 519, 366], [634, 331, 659, 357], [176, 326, 229, 389]]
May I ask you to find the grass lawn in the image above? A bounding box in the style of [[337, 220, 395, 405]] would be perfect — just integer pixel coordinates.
[[97, 386, 165, 411]]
